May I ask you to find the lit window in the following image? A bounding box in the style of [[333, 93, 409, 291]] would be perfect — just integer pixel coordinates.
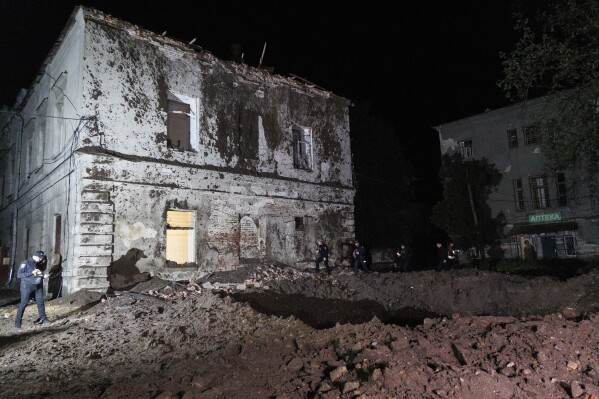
[[513, 178, 525, 211], [292, 126, 313, 170], [556, 172, 567, 206], [458, 139, 472, 159], [530, 175, 550, 209], [523, 124, 541, 145], [507, 128, 518, 149], [166, 210, 195, 265], [166, 92, 198, 152]]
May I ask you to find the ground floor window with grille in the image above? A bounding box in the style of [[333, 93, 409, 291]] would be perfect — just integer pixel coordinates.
[[564, 235, 576, 256], [530, 175, 550, 209], [166, 210, 195, 265]]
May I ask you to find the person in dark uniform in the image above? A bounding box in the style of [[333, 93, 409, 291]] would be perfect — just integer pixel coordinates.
[[352, 241, 369, 273], [436, 242, 448, 272], [15, 250, 50, 330], [447, 243, 458, 270], [315, 239, 331, 275], [399, 243, 413, 272]]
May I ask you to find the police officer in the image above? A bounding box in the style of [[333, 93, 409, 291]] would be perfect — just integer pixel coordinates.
[[399, 243, 413, 272], [15, 250, 50, 330], [315, 239, 331, 275], [352, 241, 369, 273]]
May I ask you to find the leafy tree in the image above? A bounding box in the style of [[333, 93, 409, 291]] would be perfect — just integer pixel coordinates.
[[431, 153, 502, 256], [498, 0, 599, 191]]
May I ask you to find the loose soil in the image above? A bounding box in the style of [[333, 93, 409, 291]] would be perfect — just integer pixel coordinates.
[[1, 263, 599, 398]]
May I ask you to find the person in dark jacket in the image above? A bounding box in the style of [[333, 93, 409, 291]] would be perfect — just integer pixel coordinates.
[[399, 244, 413, 272], [447, 243, 458, 270], [315, 239, 331, 275], [352, 241, 369, 273], [15, 251, 50, 330], [436, 242, 449, 272]]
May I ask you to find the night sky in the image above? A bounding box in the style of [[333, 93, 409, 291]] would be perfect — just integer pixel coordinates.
[[0, 1, 518, 121], [0, 0, 524, 247]]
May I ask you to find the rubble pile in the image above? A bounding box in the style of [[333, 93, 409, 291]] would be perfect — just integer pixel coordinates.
[[0, 264, 598, 398]]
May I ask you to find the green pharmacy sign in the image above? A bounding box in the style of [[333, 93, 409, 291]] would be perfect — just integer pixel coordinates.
[[528, 212, 562, 223]]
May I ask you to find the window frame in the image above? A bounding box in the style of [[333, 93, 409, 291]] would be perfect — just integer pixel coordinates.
[[530, 174, 551, 209], [523, 123, 541, 145], [556, 172, 568, 206], [292, 126, 313, 170], [166, 210, 196, 265], [513, 178, 525, 211], [458, 139, 473, 159], [166, 92, 198, 152], [507, 128, 518, 149], [564, 235, 576, 257]]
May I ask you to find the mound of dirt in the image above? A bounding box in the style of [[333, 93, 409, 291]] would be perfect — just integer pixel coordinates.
[[0, 264, 598, 398]]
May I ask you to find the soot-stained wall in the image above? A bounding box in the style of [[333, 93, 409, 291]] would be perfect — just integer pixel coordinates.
[[69, 8, 355, 286]]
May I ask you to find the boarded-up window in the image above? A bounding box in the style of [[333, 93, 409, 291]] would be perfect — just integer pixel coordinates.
[[167, 99, 191, 151], [292, 126, 313, 170], [166, 210, 195, 265]]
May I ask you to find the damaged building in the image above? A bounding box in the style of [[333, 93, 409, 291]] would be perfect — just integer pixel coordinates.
[[435, 97, 599, 259], [0, 6, 355, 295]]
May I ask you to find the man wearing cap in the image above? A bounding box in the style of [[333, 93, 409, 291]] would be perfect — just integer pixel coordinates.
[[15, 250, 50, 330]]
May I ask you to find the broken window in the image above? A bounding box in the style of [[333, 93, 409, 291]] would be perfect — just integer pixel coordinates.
[[166, 92, 198, 152], [513, 178, 525, 211], [523, 123, 541, 145], [507, 128, 518, 149], [458, 139, 472, 159], [530, 175, 550, 209], [556, 172, 567, 206], [166, 210, 195, 265], [295, 217, 304, 231], [292, 126, 313, 170]]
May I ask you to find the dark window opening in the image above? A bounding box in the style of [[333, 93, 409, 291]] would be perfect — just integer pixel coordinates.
[[53, 214, 62, 256], [507, 128, 518, 148], [459, 139, 472, 159], [295, 217, 304, 231], [523, 123, 541, 145], [292, 127, 312, 170], [167, 99, 191, 151], [564, 235, 576, 256]]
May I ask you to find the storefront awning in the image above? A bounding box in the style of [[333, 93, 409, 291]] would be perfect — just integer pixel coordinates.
[[506, 221, 578, 236]]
